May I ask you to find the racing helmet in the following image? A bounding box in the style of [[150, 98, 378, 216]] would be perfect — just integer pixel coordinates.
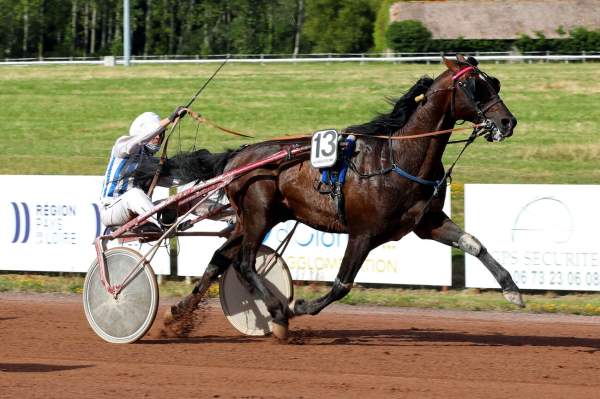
[[129, 112, 162, 137], [129, 112, 164, 153]]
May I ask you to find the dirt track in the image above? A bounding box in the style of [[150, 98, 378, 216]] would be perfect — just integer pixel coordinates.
[[2, 293, 600, 398]]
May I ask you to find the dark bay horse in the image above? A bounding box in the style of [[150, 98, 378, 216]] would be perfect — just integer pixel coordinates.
[[162, 55, 520, 339]]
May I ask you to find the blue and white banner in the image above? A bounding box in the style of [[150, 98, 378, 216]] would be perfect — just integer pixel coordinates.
[[0, 176, 170, 274], [465, 184, 600, 291]]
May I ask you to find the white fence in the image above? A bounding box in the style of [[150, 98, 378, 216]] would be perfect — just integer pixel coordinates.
[[1, 52, 599, 66]]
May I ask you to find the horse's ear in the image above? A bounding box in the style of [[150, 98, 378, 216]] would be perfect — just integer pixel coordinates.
[[443, 56, 461, 73]]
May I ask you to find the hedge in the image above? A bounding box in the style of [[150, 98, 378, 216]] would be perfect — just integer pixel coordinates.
[[386, 21, 600, 53]]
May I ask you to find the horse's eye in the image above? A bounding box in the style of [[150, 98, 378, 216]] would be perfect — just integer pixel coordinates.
[[466, 79, 477, 96]]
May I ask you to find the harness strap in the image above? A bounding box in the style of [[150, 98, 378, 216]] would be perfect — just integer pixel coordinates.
[[480, 96, 504, 114], [452, 66, 475, 81], [391, 166, 440, 187]]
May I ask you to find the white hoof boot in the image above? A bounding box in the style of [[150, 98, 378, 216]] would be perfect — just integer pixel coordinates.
[[271, 323, 289, 341], [162, 308, 175, 325], [288, 300, 296, 316], [503, 290, 525, 308]]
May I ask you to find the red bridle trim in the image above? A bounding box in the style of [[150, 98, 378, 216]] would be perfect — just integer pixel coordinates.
[[452, 66, 475, 81]]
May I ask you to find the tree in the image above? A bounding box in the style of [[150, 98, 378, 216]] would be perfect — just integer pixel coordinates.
[[385, 20, 431, 53], [373, 0, 393, 53], [0, 1, 19, 57], [292, 0, 304, 56], [303, 0, 375, 53], [230, 0, 270, 54]]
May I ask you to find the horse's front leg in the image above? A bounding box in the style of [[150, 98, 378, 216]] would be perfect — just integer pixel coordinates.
[[293, 235, 373, 316], [415, 211, 524, 307]]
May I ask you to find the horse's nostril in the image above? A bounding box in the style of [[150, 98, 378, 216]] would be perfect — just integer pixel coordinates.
[[500, 117, 516, 131]]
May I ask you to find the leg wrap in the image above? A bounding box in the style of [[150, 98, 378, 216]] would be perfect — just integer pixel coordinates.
[[458, 234, 483, 257], [331, 278, 352, 301]]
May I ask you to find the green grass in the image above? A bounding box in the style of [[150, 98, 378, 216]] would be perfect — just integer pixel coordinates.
[[295, 284, 600, 316], [3, 273, 600, 316], [3, 62, 599, 185]]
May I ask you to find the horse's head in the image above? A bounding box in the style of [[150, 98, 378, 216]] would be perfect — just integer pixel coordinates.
[[443, 55, 517, 142]]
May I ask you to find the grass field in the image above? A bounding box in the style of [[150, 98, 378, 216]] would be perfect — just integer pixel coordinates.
[[3, 62, 599, 180]]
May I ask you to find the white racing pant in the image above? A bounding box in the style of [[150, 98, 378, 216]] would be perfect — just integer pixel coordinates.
[[100, 188, 155, 227]]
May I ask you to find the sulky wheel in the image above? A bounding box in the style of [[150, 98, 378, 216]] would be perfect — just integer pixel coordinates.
[[83, 247, 159, 344], [219, 244, 293, 336]]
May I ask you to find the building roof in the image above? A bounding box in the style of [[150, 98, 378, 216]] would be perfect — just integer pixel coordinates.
[[390, 0, 600, 39]]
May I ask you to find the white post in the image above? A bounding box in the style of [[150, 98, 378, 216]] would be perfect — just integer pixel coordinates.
[[123, 0, 131, 66]]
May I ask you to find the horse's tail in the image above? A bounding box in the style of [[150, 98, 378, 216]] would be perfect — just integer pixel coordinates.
[[130, 149, 237, 186], [165, 149, 237, 183]]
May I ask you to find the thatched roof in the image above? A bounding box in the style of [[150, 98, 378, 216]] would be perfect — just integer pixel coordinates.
[[390, 0, 600, 39]]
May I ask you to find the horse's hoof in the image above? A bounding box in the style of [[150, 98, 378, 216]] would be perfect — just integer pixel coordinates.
[[503, 290, 525, 308], [162, 308, 175, 325], [271, 322, 289, 341], [293, 299, 308, 315], [160, 306, 196, 338], [288, 300, 297, 318], [158, 308, 178, 338]]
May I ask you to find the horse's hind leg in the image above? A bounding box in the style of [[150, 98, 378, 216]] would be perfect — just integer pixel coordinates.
[[236, 222, 293, 340], [162, 228, 243, 336], [415, 211, 524, 307], [293, 235, 373, 316]]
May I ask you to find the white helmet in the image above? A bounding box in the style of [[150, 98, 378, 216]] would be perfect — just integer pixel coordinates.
[[129, 112, 162, 137]]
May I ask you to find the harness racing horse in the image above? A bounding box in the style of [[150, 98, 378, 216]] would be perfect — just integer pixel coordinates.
[[162, 55, 520, 340]]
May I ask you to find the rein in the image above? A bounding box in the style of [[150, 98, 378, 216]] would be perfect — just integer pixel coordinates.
[[350, 64, 501, 191], [185, 109, 255, 138], [146, 116, 182, 197], [169, 64, 499, 196], [183, 106, 484, 143], [145, 59, 230, 197], [349, 124, 486, 191]]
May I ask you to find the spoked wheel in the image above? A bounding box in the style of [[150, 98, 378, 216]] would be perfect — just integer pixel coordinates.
[[83, 247, 159, 344], [219, 245, 293, 336]]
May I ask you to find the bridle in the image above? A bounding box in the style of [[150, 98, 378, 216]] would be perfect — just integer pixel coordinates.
[[351, 63, 508, 195], [459, 66, 511, 143], [426, 64, 507, 142]]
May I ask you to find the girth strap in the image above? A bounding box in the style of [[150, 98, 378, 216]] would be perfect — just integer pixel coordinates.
[[391, 166, 441, 187]]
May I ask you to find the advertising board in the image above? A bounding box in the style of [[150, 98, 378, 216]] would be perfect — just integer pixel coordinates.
[[0, 176, 170, 274], [465, 184, 600, 291]]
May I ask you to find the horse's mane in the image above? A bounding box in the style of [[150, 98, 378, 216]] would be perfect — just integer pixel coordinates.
[[345, 76, 434, 136]]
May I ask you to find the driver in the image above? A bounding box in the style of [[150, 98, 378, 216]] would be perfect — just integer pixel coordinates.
[[100, 107, 186, 233]]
